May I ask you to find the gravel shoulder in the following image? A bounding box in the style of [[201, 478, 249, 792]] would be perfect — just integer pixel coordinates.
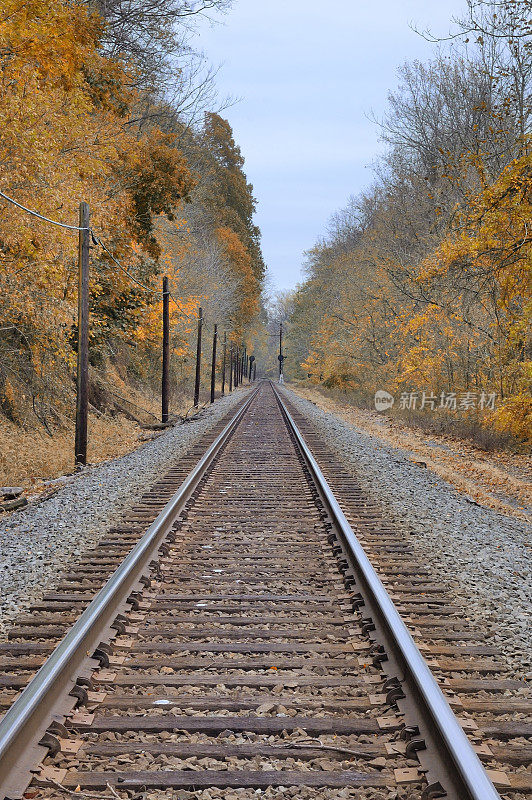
[[0, 390, 249, 636], [282, 385, 531, 677], [291, 386, 531, 521]]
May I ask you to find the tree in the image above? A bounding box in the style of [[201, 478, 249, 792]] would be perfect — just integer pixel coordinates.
[[0, 0, 264, 431], [202, 113, 266, 283], [286, 13, 531, 442]]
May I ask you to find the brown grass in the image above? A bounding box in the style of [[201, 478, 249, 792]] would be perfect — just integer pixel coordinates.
[[291, 384, 531, 523], [0, 336, 239, 506], [0, 413, 140, 490], [0, 375, 231, 499]]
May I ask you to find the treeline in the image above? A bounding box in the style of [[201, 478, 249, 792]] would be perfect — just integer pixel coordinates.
[[0, 0, 264, 430], [286, 0, 531, 442]]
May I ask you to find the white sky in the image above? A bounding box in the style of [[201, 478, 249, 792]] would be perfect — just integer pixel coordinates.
[[193, 0, 466, 292]]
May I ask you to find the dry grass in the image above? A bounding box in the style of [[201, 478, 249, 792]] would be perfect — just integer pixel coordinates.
[[292, 384, 532, 523], [0, 342, 229, 503], [0, 376, 228, 498], [0, 413, 140, 490]]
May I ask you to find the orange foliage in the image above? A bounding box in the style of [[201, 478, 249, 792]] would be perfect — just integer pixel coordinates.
[[216, 226, 260, 338], [290, 148, 531, 442], [0, 0, 209, 416]]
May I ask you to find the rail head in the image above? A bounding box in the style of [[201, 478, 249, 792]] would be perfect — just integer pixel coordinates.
[[0, 386, 259, 800], [272, 384, 500, 800]]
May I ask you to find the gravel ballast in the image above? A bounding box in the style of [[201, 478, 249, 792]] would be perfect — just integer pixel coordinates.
[[282, 386, 531, 676], [0, 390, 250, 636]]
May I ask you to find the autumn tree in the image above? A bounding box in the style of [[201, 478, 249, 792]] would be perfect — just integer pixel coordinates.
[[0, 0, 264, 431], [164, 112, 266, 351], [286, 12, 531, 442], [201, 113, 265, 282]]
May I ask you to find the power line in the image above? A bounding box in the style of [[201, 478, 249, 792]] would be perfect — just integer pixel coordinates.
[[168, 286, 198, 321], [170, 294, 196, 320], [0, 187, 198, 321], [96, 233, 198, 320], [0, 190, 90, 231], [94, 235, 157, 294], [94, 234, 196, 321]]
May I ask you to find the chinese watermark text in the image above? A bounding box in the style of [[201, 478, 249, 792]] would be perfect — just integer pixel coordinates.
[[374, 390, 497, 412]]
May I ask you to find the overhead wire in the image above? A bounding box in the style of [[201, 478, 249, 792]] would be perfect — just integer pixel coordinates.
[[93, 234, 157, 294], [0, 187, 199, 321], [0, 190, 90, 231], [93, 230, 200, 321], [94, 234, 197, 320]]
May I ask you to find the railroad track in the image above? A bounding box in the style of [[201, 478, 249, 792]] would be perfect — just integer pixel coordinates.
[[0, 381, 529, 800]]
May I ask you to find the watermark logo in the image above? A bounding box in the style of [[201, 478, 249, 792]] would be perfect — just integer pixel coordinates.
[[375, 389, 497, 412], [374, 390, 395, 412]]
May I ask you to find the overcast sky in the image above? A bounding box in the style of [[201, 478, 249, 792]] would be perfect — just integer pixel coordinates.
[[193, 1, 466, 293]]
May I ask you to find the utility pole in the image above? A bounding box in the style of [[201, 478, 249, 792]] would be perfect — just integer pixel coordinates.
[[210, 324, 218, 404], [221, 332, 227, 396], [161, 276, 170, 423], [278, 322, 284, 384], [193, 307, 203, 407], [75, 202, 90, 466], [229, 345, 233, 392]]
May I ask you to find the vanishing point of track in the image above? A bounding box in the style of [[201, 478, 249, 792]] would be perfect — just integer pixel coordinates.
[[0, 382, 530, 799]]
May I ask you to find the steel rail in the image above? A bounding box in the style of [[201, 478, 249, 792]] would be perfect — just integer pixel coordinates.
[[0, 387, 259, 800], [273, 385, 500, 800]]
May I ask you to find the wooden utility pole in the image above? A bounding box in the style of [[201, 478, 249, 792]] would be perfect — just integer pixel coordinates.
[[193, 307, 203, 407], [161, 276, 170, 423], [278, 322, 284, 383], [210, 324, 218, 404], [75, 202, 90, 466], [221, 332, 227, 395]]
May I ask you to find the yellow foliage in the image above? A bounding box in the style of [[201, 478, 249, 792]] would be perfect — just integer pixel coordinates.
[[290, 147, 531, 443], [491, 393, 532, 444], [216, 226, 260, 338], [0, 0, 203, 408]]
